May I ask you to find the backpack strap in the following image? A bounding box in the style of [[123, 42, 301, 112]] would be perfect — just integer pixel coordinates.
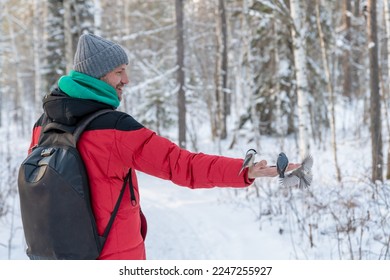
[[102, 169, 135, 239], [72, 111, 136, 245], [38, 109, 113, 147], [73, 109, 113, 142]]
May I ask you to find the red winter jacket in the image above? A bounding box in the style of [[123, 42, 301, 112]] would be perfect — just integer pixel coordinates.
[[28, 90, 253, 259]]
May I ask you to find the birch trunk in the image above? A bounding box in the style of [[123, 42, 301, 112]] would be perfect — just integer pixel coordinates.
[[229, 0, 254, 149], [289, 0, 310, 158], [33, 0, 44, 118], [315, 0, 342, 182], [93, 0, 102, 36], [6, 5, 25, 136], [273, 13, 284, 149], [245, 0, 261, 151]]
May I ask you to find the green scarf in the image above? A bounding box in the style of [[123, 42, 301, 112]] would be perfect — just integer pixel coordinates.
[[58, 70, 120, 108]]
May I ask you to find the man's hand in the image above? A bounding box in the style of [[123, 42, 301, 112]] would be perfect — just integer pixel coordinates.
[[248, 160, 301, 179]]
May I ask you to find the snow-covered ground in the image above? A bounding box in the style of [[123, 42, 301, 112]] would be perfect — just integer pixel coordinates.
[[142, 172, 295, 260]]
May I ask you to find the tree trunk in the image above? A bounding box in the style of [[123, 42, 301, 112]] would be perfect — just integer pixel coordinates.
[[219, 0, 228, 139], [273, 14, 283, 146], [384, 0, 390, 179], [65, 0, 95, 74], [352, 0, 363, 98], [64, 0, 74, 74], [6, 4, 25, 136], [342, 0, 352, 99], [366, 0, 383, 182], [44, 0, 66, 93], [0, 82, 2, 126], [175, 0, 186, 148], [93, 0, 102, 36], [315, 0, 342, 182], [0, 2, 3, 127], [290, 0, 310, 158], [214, 0, 228, 140], [33, 0, 46, 118]]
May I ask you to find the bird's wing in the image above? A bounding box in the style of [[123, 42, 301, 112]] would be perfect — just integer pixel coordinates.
[[242, 153, 254, 167], [299, 171, 312, 188], [302, 154, 313, 171], [239, 153, 254, 174], [280, 173, 300, 187]]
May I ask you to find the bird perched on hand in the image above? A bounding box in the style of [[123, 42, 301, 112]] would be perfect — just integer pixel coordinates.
[[276, 152, 289, 178], [239, 149, 257, 175], [280, 154, 313, 188]]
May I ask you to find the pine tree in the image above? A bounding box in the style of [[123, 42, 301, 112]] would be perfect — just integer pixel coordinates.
[[44, 0, 66, 93]]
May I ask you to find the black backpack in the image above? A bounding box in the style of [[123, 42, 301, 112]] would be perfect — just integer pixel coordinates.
[[18, 109, 134, 259]]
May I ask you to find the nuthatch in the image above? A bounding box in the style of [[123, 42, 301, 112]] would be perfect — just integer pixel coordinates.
[[276, 152, 289, 178], [239, 149, 257, 175], [281, 154, 313, 188]]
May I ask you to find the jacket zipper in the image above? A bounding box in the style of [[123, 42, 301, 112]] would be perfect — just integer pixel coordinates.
[[127, 170, 137, 206]]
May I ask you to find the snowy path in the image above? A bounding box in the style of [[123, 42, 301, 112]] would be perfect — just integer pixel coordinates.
[[139, 172, 294, 260]]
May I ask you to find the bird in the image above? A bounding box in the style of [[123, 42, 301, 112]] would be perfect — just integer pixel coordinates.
[[239, 149, 257, 175], [280, 154, 313, 188], [276, 152, 289, 178]]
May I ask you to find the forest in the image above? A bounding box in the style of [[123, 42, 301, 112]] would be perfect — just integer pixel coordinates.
[[1, 0, 390, 260]]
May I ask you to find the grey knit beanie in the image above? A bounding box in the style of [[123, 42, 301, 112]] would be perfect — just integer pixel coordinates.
[[73, 33, 128, 78]]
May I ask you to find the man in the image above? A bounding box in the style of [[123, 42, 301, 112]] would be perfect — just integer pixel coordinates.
[[28, 33, 299, 259]]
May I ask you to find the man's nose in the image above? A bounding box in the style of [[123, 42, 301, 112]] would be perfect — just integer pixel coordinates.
[[122, 73, 129, 85]]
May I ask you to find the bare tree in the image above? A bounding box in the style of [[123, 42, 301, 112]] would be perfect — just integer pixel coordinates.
[[342, 0, 353, 99], [5, 3, 26, 136], [351, 0, 366, 98], [0, 0, 4, 127], [64, 0, 74, 74], [366, 0, 383, 182], [315, 0, 342, 182], [214, 0, 228, 140], [93, 0, 102, 35], [176, 0, 186, 148], [384, 0, 390, 179], [289, 0, 310, 158], [32, 0, 47, 118]]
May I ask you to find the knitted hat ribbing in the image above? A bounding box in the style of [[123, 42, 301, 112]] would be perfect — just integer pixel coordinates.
[[73, 33, 128, 78]]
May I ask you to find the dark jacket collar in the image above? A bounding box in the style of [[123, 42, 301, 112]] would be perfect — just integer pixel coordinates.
[[42, 88, 114, 126]]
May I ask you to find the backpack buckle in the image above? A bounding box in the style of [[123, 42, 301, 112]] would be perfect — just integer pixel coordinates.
[[41, 147, 55, 157]]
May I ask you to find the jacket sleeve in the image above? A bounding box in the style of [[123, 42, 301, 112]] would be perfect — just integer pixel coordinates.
[[114, 115, 254, 189]]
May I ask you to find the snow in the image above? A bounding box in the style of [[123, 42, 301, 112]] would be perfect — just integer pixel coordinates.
[[142, 173, 294, 259]]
